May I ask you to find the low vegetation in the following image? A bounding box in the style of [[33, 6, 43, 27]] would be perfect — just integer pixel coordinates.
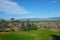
[[0, 29, 60, 40]]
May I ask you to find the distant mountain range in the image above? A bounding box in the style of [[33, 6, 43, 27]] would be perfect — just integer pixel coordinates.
[[49, 17, 60, 19], [19, 17, 60, 21]]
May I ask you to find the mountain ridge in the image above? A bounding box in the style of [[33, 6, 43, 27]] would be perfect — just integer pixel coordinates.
[[19, 17, 60, 21]]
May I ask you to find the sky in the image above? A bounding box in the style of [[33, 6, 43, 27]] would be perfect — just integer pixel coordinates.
[[0, 0, 60, 19]]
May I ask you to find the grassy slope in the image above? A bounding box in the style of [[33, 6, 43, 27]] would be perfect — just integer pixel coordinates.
[[0, 29, 60, 40]]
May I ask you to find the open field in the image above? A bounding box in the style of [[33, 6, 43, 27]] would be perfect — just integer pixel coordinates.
[[33, 21, 60, 30], [0, 29, 60, 40]]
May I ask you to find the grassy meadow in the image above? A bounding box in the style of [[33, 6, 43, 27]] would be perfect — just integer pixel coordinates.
[[0, 29, 60, 40]]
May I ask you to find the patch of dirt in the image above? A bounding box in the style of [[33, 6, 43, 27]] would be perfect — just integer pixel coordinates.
[[30, 34, 38, 37]]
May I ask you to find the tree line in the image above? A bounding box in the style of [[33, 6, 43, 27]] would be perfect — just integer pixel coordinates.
[[0, 18, 38, 32]]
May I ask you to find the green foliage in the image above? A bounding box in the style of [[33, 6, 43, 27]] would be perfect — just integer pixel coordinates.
[[31, 24, 37, 30], [26, 19, 30, 31], [20, 19, 38, 31], [21, 21, 26, 31], [11, 29, 15, 32]]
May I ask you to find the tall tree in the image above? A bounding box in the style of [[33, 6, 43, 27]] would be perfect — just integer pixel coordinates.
[[21, 21, 26, 31], [0, 19, 6, 32], [26, 19, 31, 31]]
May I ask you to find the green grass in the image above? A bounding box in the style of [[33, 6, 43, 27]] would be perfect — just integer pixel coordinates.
[[0, 29, 60, 40]]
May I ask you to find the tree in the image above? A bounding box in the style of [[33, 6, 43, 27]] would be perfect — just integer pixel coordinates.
[[31, 22, 37, 30], [0, 19, 6, 32], [26, 19, 31, 31], [21, 19, 31, 31], [21, 21, 26, 31]]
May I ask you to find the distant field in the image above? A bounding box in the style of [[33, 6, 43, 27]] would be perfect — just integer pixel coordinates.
[[34, 21, 60, 29], [32, 21, 60, 26], [0, 29, 60, 40], [36, 21, 60, 23]]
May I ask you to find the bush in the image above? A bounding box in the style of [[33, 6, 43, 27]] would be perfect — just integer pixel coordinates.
[[31, 25, 37, 30], [11, 29, 15, 31], [0, 29, 3, 32]]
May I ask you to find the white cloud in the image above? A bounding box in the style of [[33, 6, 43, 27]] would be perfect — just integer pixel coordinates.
[[0, 0, 29, 14], [24, 16, 48, 18], [51, 0, 56, 4], [50, 0, 57, 6]]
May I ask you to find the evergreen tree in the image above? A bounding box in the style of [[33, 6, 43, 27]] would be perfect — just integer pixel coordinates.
[[26, 19, 31, 31]]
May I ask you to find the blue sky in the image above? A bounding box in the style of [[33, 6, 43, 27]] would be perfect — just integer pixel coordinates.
[[0, 0, 60, 19]]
